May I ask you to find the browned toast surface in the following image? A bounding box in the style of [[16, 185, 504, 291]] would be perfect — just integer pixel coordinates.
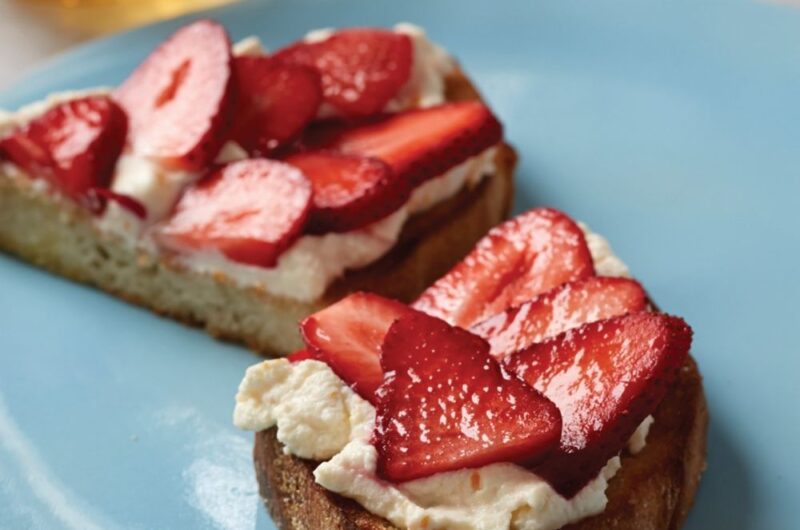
[[0, 69, 515, 356], [253, 356, 707, 530]]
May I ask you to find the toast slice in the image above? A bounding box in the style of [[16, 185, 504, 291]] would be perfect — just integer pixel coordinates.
[[253, 355, 707, 530], [0, 69, 516, 356]]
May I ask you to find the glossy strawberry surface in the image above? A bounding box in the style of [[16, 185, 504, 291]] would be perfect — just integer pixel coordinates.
[[114, 20, 234, 170], [374, 311, 562, 482], [300, 292, 410, 401], [504, 312, 692, 497], [414, 208, 595, 328], [230, 56, 322, 155], [156, 158, 311, 267], [284, 150, 409, 233], [274, 29, 412, 117], [311, 101, 502, 187], [472, 276, 648, 359], [0, 95, 127, 201]]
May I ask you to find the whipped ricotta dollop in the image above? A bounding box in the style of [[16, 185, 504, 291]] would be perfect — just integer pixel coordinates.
[[233, 227, 656, 530], [235, 359, 374, 460], [316, 439, 620, 530]]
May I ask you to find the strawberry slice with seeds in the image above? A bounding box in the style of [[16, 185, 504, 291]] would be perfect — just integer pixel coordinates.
[[156, 158, 311, 267], [414, 208, 595, 328], [0, 95, 127, 201], [472, 276, 648, 359], [284, 150, 410, 233], [114, 20, 234, 170], [230, 56, 322, 155], [310, 102, 502, 187], [374, 311, 562, 482], [300, 292, 410, 401], [503, 312, 692, 497], [273, 28, 412, 117]]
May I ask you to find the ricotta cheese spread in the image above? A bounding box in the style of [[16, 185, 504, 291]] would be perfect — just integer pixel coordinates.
[[233, 228, 655, 530]]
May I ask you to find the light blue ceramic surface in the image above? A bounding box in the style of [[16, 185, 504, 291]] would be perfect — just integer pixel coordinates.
[[1, 0, 798, 528]]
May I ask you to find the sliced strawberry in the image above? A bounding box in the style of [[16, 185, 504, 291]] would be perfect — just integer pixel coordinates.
[[503, 312, 692, 497], [273, 28, 412, 117], [156, 158, 311, 267], [287, 349, 315, 363], [114, 19, 234, 170], [472, 276, 648, 359], [86, 188, 147, 219], [300, 292, 410, 401], [374, 311, 562, 482], [0, 95, 127, 201], [308, 102, 502, 187], [284, 150, 409, 233], [229, 56, 322, 155], [414, 208, 595, 329]]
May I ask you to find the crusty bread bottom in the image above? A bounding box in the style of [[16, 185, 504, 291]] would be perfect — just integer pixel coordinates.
[[253, 356, 707, 530], [0, 71, 515, 356]]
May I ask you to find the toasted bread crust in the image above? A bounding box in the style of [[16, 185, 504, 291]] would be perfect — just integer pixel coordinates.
[[0, 69, 515, 356], [253, 356, 707, 530]]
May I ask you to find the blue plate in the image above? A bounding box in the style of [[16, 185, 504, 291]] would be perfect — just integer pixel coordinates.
[[2, 0, 798, 528]]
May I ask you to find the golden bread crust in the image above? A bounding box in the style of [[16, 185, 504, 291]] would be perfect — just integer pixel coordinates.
[[0, 69, 515, 356], [253, 357, 707, 530]]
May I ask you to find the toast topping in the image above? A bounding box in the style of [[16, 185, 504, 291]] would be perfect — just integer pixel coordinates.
[[234, 209, 692, 529], [284, 150, 411, 234], [414, 208, 595, 328], [114, 20, 234, 170], [156, 159, 311, 267], [305, 101, 503, 187], [235, 358, 374, 460], [0, 95, 127, 202], [2, 22, 498, 301], [274, 29, 413, 117], [229, 56, 322, 155], [300, 292, 410, 401], [374, 311, 561, 482], [504, 312, 692, 496], [472, 276, 648, 359]]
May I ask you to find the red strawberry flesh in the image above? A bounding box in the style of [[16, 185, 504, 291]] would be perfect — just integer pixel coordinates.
[[156, 158, 311, 267], [300, 292, 410, 401], [230, 56, 322, 155], [273, 28, 412, 117], [414, 208, 595, 328], [472, 276, 648, 359], [503, 312, 692, 497], [114, 20, 234, 170], [86, 187, 147, 219], [312, 101, 502, 187], [0, 95, 127, 201], [374, 311, 561, 482], [284, 150, 410, 233]]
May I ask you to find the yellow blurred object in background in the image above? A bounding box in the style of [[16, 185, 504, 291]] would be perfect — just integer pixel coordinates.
[[18, 0, 240, 35]]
